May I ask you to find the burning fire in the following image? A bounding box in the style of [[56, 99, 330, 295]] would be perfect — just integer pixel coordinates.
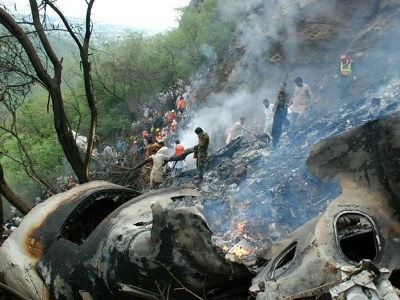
[[229, 244, 250, 258], [217, 220, 255, 260]]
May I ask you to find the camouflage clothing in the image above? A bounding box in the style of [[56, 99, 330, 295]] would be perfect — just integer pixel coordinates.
[[196, 132, 209, 177]]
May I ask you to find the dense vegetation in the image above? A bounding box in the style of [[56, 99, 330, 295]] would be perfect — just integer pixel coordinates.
[[0, 0, 242, 211]]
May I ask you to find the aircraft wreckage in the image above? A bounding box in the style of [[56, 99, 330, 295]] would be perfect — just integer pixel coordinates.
[[1, 116, 400, 299], [251, 115, 400, 299]]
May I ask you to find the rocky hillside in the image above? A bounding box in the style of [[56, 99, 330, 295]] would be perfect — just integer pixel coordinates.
[[167, 0, 400, 265], [192, 0, 400, 124]]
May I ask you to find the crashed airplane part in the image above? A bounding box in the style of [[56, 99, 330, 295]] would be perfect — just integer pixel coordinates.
[[0, 181, 253, 299], [250, 116, 400, 299], [2, 116, 400, 299]]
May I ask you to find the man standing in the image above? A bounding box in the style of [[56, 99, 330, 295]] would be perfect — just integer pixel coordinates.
[[262, 99, 274, 136], [149, 147, 170, 190], [271, 82, 290, 149], [289, 77, 313, 128], [145, 136, 158, 158], [194, 127, 209, 181], [335, 54, 356, 99]]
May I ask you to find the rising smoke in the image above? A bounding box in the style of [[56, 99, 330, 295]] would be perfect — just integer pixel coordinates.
[[180, 0, 400, 155]]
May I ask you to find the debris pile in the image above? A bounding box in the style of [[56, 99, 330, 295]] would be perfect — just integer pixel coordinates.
[[163, 88, 400, 270]]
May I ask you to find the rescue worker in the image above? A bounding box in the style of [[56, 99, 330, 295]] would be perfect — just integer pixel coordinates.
[[157, 140, 169, 171], [145, 136, 159, 158], [171, 140, 185, 180], [194, 127, 209, 181], [335, 54, 356, 99]]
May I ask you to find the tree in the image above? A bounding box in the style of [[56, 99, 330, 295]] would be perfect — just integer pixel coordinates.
[[93, 32, 188, 135], [177, 0, 239, 66], [94, 33, 176, 110], [0, 0, 97, 186]]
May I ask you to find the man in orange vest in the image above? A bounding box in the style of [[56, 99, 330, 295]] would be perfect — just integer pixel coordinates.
[[335, 54, 356, 99], [171, 140, 185, 179]]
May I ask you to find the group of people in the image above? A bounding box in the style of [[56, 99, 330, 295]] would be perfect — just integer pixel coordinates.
[[147, 139, 186, 189], [112, 91, 195, 169], [147, 127, 209, 189], [232, 53, 355, 149], [260, 77, 313, 149], [224, 76, 313, 150], [146, 53, 356, 189]]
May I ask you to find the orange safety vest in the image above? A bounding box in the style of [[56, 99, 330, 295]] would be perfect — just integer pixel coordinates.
[[340, 61, 352, 76], [175, 144, 184, 155]]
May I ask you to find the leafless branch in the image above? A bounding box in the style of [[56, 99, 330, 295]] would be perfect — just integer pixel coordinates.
[[153, 260, 204, 300]]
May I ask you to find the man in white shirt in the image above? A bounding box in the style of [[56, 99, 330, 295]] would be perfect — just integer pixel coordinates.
[[262, 99, 274, 136]]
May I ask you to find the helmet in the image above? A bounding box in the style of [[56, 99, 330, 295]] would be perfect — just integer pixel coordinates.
[[340, 54, 348, 62]]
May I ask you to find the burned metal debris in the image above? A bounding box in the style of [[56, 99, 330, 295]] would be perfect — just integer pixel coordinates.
[[0, 182, 253, 299], [2, 92, 400, 299], [249, 115, 400, 299]]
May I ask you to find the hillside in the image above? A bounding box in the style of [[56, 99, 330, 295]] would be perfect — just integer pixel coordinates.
[[1, 1, 400, 299], [191, 0, 400, 127]]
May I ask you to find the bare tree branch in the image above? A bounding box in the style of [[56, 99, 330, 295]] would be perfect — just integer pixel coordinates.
[[153, 260, 204, 300], [0, 0, 99, 183]]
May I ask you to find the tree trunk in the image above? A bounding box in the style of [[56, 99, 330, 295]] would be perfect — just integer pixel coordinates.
[[50, 88, 88, 183], [0, 162, 31, 215], [0, 194, 3, 237], [0, 2, 97, 184]]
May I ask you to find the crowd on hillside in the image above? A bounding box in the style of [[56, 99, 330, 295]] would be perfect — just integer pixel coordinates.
[[111, 79, 198, 167], [3, 52, 381, 243]]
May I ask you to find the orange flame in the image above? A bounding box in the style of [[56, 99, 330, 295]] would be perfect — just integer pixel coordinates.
[[229, 244, 250, 258]]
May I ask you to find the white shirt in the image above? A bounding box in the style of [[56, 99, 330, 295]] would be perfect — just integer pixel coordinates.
[[263, 106, 274, 134]]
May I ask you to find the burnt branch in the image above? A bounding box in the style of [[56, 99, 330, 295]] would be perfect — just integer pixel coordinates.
[[132, 148, 195, 171], [153, 260, 204, 300]]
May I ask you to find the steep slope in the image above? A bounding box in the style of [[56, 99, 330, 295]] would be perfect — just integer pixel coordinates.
[[193, 0, 400, 122], [168, 0, 400, 265]]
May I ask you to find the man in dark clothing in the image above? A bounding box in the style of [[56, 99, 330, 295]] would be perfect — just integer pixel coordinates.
[[271, 82, 290, 149], [153, 112, 164, 130], [194, 127, 209, 180]]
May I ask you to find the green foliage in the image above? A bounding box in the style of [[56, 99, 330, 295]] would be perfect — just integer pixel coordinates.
[[0, 89, 72, 199], [1, 0, 241, 199], [91, 0, 240, 141], [93, 32, 188, 140], [22, 95, 71, 173], [178, 0, 239, 66], [96, 103, 131, 139], [94, 32, 185, 102]]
